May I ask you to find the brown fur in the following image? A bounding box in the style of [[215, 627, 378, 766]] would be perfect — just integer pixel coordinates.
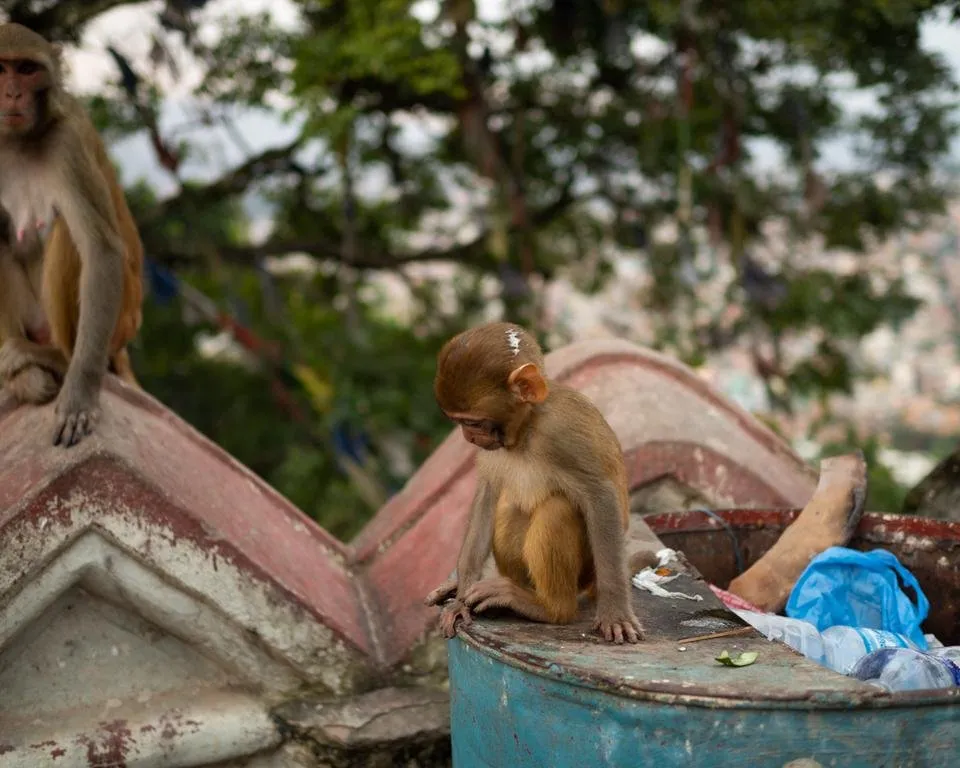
[[426, 322, 644, 644], [0, 23, 143, 445], [435, 321, 546, 419]]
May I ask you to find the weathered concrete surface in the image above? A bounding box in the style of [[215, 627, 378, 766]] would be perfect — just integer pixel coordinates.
[[1, 689, 282, 768], [275, 687, 451, 768], [0, 379, 372, 685], [0, 337, 815, 766], [0, 378, 372, 766]]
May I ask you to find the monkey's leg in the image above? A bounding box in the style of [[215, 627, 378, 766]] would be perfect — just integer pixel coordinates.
[[492, 496, 533, 587], [464, 497, 585, 624], [109, 347, 139, 387], [522, 497, 587, 623]]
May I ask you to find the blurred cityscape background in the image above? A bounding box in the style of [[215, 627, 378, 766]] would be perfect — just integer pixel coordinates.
[[10, 0, 960, 537]]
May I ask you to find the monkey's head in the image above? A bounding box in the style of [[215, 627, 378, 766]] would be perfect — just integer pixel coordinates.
[[435, 322, 548, 451], [0, 24, 62, 138]]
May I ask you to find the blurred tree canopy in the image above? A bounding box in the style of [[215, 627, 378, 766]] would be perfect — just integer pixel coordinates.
[[5, 0, 960, 529]]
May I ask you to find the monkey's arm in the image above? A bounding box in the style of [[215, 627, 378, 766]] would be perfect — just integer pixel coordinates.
[[578, 479, 645, 644], [50, 121, 125, 446], [456, 478, 497, 588], [427, 477, 497, 638]]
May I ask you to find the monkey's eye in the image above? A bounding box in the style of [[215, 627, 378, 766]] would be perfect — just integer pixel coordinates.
[[16, 61, 40, 75]]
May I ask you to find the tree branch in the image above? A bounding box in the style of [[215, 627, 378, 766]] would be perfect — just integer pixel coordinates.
[[148, 181, 576, 274], [144, 138, 307, 223], [146, 170, 576, 277], [6, 0, 145, 41], [338, 76, 460, 115], [149, 232, 491, 271]]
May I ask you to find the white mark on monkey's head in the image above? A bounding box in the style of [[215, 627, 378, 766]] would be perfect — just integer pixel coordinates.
[[506, 328, 521, 356]]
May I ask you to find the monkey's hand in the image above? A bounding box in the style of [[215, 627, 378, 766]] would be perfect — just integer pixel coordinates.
[[53, 374, 101, 447], [594, 605, 645, 644], [424, 578, 459, 607], [438, 599, 473, 638]]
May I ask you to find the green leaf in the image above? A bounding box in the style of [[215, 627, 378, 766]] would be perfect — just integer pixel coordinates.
[[715, 650, 760, 667]]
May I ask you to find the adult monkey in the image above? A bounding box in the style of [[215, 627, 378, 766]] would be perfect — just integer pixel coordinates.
[[0, 23, 143, 447]]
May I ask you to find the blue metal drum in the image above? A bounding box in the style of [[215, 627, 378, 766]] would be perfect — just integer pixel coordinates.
[[448, 510, 960, 768]]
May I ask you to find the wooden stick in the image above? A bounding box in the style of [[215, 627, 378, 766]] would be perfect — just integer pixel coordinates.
[[677, 626, 755, 644]]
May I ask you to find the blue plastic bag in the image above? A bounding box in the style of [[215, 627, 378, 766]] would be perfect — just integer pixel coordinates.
[[785, 546, 930, 650]]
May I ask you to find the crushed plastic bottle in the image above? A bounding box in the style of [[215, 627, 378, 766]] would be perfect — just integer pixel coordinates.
[[820, 625, 921, 674], [731, 609, 920, 674], [731, 610, 827, 663], [850, 648, 960, 692], [929, 645, 960, 664]]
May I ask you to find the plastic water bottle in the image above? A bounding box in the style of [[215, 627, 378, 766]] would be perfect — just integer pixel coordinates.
[[930, 646, 960, 664], [820, 626, 917, 674], [731, 609, 918, 673], [730, 609, 827, 663], [850, 648, 960, 692]]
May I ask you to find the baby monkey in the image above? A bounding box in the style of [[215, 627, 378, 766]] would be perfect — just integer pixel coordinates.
[[425, 322, 644, 644]]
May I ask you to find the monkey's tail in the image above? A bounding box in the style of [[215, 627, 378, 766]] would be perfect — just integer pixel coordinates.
[[110, 347, 139, 389]]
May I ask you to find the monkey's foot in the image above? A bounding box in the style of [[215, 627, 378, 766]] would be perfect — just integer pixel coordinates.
[[462, 577, 556, 624], [593, 607, 645, 644], [0, 337, 67, 379], [727, 451, 867, 612], [424, 578, 459, 607], [5, 365, 60, 404], [439, 599, 472, 638], [463, 577, 521, 613]]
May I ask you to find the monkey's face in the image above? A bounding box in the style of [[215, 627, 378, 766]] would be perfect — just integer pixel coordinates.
[[446, 414, 505, 451], [0, 58, 49, 136]]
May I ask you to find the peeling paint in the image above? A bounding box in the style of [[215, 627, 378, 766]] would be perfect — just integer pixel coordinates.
[[74, 719, 133, 768]]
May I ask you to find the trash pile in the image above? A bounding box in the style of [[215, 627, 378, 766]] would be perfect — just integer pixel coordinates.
[[632, 548, 704, 602], [704, 451, 960, 692], [717, 546, 960, 691]]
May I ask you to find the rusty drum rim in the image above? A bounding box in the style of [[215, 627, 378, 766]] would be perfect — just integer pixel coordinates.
[[456, 510, 960, 711], [645, 508, 960, 545], [456, 627, 960, 709]]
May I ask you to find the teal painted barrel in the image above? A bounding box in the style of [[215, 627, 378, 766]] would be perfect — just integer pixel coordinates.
[[448, 510, 960, 768]]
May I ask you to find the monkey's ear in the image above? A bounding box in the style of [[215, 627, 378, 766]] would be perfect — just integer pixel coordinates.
[[508, 363, 548, 403]]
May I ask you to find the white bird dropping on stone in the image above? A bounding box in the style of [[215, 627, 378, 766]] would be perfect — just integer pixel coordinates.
[[506, 328, 521, 356]]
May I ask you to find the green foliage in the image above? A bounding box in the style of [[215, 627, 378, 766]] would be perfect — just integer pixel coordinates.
[[39, 0, 960, 533], [131, 270, 466, 541], [292, 0, 463, 101], [194, 14, 295, 105]]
